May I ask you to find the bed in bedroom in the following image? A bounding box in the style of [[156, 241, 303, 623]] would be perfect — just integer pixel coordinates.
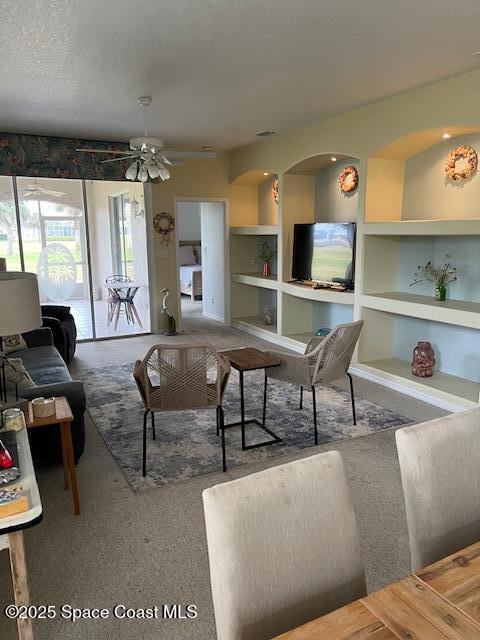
[[178, 241, 203, 301]]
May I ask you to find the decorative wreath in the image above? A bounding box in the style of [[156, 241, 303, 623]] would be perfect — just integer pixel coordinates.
[[153, 212, 175, 245], [445, 145, 478, 182], [272, 177, 279, 205], [339, 165, 359, 193]]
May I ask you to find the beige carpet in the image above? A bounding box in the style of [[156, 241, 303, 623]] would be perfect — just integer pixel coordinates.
[[0, 308, 446, 639]]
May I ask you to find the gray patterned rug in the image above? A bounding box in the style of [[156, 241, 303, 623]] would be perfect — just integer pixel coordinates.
[[79, 363, 410, 491]]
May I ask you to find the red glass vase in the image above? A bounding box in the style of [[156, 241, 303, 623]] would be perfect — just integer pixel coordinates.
[[262, 262, 271, 277], [412, 341, 435, 378]]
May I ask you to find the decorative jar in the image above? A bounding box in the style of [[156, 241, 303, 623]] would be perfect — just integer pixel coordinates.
[[2, 408, 26, 432], [412, 341, 435, 378]]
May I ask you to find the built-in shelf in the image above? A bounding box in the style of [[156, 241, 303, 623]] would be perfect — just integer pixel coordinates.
[[282, 281, 354, 305], [230, 225, 279, 236], [232, 316, 277, 336], [363, 220, 480, 236], [232, 273, 278, 290], [361, 292, 480, 330], [355, 357, 479, 407], [283, 332, 315, 348]]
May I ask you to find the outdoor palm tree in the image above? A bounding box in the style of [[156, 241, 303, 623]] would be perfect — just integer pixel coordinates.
[[0, 199, 37, 256]]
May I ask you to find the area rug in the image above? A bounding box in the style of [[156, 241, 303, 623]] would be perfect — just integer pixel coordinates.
[[79, 363, 410, 491]]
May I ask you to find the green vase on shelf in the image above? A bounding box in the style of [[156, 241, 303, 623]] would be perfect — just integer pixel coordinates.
[[435, 284, 446, 302]]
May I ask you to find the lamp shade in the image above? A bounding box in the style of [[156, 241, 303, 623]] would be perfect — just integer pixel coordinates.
[[0, 272, 42, 336]]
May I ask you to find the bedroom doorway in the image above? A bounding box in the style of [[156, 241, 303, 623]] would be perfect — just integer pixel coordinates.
[[175, 199, 228, 332]]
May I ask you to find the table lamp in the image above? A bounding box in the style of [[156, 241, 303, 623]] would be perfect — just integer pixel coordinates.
[[0, 272, 42, 401]]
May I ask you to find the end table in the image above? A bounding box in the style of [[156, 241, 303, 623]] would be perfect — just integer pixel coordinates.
[[25, 396, 80, 516]]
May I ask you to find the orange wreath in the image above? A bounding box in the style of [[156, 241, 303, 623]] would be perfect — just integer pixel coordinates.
[[272, 177, 279, 204], [339, 165, 359, 193], [445, 145, 477, 181]]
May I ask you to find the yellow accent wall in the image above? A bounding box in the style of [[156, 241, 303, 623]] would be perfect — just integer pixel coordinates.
[[152, 68, 480, 332], [151, 152, 257, 330]]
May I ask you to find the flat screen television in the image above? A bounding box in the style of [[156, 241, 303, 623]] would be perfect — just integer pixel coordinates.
[[292, 222, 356, 288]]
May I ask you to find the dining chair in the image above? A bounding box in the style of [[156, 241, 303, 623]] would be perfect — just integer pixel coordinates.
[[264, 320, 364, 445], [396, 407, 480, 571], [133, 343, 230, 476], [203, 450, 366, 640]]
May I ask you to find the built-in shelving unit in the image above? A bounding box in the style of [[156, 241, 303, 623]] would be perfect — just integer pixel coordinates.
[[363, 220, 480, 236], [232, 273, 278, 290], [355, 358, 479, 408], [230, 225, 278, 235], [230, 130, 480, 409], [360, 292, 480, 330], [282, 281, 354, 304]]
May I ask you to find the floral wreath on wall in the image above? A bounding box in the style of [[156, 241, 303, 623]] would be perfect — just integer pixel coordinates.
[[445, 145, 478, 182], [153, 212, 175, 245], [272, 177, 279, 205], [339, 165, 359, 193]]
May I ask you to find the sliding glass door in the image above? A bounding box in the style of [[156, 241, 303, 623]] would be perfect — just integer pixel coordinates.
[[0, 176, 150, 340]]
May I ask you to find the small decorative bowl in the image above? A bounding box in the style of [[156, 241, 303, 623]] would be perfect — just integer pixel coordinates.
[[316, 327, 331, 337], [31, 397, 56, 418]]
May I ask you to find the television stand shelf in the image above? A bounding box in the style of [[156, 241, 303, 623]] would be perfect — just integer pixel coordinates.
[[282, 281, 354, 304]]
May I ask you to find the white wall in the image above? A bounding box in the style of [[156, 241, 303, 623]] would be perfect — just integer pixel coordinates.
[[177, 202, 201, 241], [403, 133, 480, 220], [315, 158, 359, 222], [200, 202, 225, 321]]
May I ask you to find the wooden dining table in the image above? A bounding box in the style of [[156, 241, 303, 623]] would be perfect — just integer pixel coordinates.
[[275, 541, 480, 639]]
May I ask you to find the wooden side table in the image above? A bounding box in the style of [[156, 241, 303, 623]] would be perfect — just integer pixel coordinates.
[[25, 396, 80, 516]]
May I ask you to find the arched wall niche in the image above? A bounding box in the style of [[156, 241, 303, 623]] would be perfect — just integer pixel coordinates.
[[365, 125, 480, 222]]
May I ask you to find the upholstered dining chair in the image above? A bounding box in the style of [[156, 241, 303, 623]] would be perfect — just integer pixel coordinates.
[[203, 450, 366, 640], [133, 343, 230, 476], [396, 407, 480, 571], [264, 320, 364, 445]]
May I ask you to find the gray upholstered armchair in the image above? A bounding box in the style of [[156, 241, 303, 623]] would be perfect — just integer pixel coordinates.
[[264, 320, 364, 445], [133, 343, 231, 476]]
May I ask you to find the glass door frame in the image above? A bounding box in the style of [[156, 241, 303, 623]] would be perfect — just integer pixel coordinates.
[[5, 175, 153, 342]]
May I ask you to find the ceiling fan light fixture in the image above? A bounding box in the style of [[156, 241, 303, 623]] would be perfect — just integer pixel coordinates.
[[147, 163, 161, 179], [138, 165, 149, 182], [125, 161, 139, 181], [159, 165, 171, 181]]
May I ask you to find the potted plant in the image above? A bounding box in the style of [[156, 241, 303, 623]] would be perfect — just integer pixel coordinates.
[[410, 257, 457, 301], [259, 241, 277, 278]]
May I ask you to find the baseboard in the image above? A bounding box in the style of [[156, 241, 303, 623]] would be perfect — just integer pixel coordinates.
[[202, 311, 225, 323]]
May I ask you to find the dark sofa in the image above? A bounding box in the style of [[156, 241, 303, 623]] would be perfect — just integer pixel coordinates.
[[41, 304, 77, 365], [18, 327, 86, 464]]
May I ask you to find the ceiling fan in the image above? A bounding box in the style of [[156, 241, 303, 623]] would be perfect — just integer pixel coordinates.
[[76, 96, 216, 182], [21, 179, 66, 198]]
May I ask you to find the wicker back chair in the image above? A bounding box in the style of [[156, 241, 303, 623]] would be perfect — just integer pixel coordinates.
[[264, 320, 364, 445], [133, 343, 230, 476]]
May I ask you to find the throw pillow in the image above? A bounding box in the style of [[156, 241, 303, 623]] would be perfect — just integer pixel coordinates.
[[2, 334, 27, 355], [178, 245, 196, 266], [4, 358, 36, 389]]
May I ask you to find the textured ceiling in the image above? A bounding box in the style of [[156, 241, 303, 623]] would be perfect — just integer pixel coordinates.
[[1, 0, 480, 150]]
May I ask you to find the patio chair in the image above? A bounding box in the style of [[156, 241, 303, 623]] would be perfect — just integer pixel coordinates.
[[133, 344, 231, 476], [264, 320, 364, 445], [105, 274, 134, 329]]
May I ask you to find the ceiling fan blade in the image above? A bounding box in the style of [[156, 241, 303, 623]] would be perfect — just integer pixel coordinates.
[[43, 190, 66, 197], [161, 150, 216, 159], [100, 155, 138, 164], [75, 148, 131, 155], [160, 155, 182, 166]]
